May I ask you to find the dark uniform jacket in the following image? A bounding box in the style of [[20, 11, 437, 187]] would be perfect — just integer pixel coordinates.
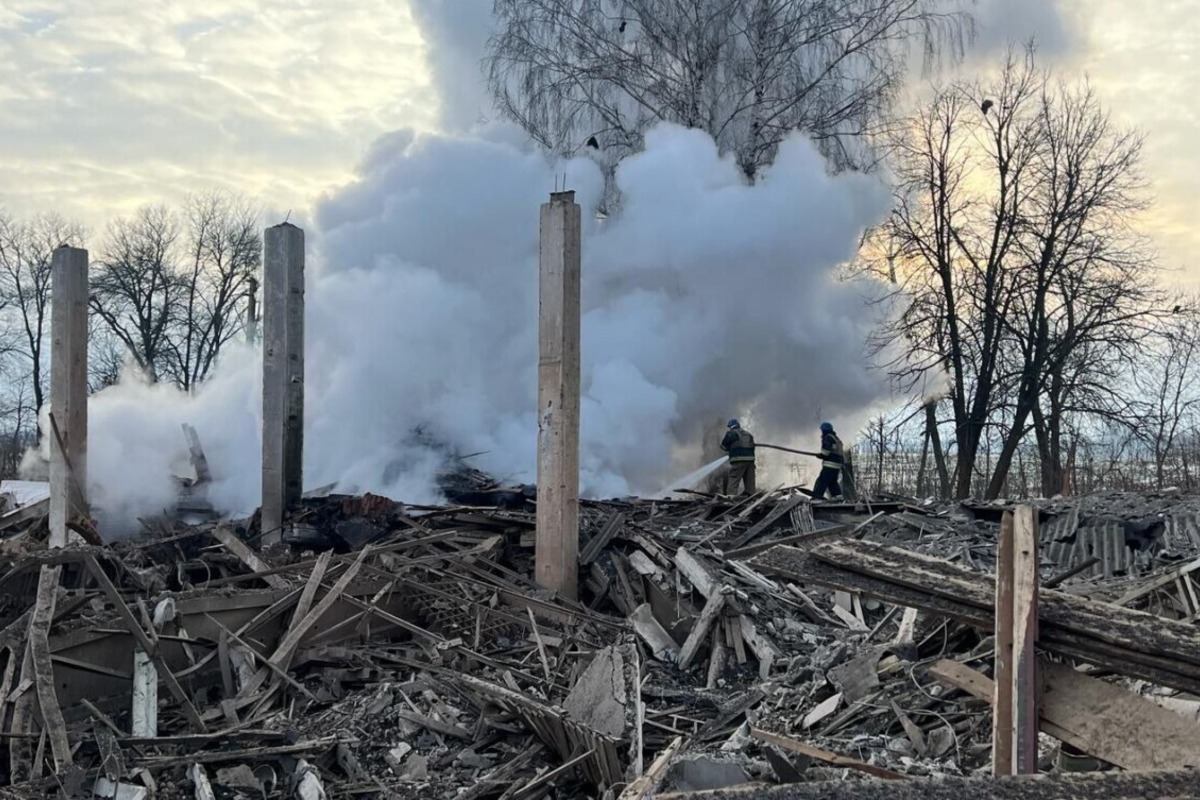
[[721, 428, 756, 463], [820, 431, 844, 470]]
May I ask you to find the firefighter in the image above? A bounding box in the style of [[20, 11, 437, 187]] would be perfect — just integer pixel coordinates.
[[812, 421, 844, 501], [720, 418, 756, 495]]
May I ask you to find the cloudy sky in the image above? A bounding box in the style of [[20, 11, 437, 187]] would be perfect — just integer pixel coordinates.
[[0, 0, 1196, 275]]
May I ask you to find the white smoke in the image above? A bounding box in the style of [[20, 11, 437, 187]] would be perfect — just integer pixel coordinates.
[[62, 121, 893, 529], [30, 0, 935, 530]]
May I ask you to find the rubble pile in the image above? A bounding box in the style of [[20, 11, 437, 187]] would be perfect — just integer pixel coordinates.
[[0, 480, 1197, 799]]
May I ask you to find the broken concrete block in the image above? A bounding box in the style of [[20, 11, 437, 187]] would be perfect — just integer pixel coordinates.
[[93, 777, 148, 800], [215, 764, 261, 793], [562, 642, 644, 777], [386, 742, 414, 772], [564, 645, 628, 737], [402, 754, 429, 781], [828, 645, 885, 703]]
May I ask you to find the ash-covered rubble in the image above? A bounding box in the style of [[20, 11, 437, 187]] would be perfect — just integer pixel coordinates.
[[0, 477, 1196, 799]]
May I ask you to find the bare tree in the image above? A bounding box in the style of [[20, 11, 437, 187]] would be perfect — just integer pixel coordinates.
[[0, 213, 86, 434], [90, 205, 182, 383], [89, 194, 261, 390], [870, 48, 1041, 498], [487, 0, 973, 189], [169, 192, 261, 390], [872, 46, 1163, 499], [1135, 308, 1200, 490], [87, 321, 126, 392], [984, 75, 1164, 497]]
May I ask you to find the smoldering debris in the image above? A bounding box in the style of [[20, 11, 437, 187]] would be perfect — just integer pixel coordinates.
[[0, 482, 1197, 798]]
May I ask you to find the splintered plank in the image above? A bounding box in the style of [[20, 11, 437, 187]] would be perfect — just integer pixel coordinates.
[[1115, 557, 1200, 607], [677, 591, 726, 669], [579, 512, 626, 565], [1008, 506, 1039, 775], [721, 524, 849, 560], [726, 493, 808, 550], [630, 604, 680, 662], [654, 769, 1200, 800], [29, 566, 71, 772], [752, 543, 1200, 695], [0, 498, 49, 533], [238, 547, 370, 700], [395, 710, 472, 741], [700, 488, 781, 544], [619, 736, 681, 800], [1037, 659, 1200, 771], [453, 672, 623, 788], [209, 526, 288, 589], [930, 659, 1200, 771], [750, 728, 905, 780], [674, 548, 718, 599], [83, 556, 208, 732], [738, 615, 779, 679], [992, 512, 1015, 776]]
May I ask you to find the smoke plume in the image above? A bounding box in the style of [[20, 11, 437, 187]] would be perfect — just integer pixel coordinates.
[[61, 121, 893, 529], [32, 0, 924, 531]]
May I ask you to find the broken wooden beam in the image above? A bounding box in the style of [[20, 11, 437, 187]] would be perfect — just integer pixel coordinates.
[[83, 556, 208, 732], [726, 493, 807, 550], [619, 736, 681, 800], [993, 506, 1041, 777], [721, 524, 848, 560], [653, 769, 1200, 799], [675, 548, 717, 600], [209, 526, 288, 589], [182, 423, 213, 485], [1007, 505, 1039, 775], [749, 728, 905, 780], [580, 512, 626, 565], [930, 658, 1200, 771], [29, 565, 71, 772], [752, 541, 1200, 695], [678, 592, 727, 670], [630, 604, 680, 662]]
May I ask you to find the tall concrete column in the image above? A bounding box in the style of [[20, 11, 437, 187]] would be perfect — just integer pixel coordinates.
[[535, 191, 582, 599], [49, 246, 89, 549], [261, 223, 305, 547]]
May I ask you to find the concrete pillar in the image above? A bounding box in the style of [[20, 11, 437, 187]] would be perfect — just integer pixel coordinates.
[[535, 191, 582, 599], [261, 224, 304, 547], [49, 246, 89, 549]]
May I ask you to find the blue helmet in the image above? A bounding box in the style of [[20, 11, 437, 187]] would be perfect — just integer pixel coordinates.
[[727, 418, 740, 429], [820, 421, 834, 433]]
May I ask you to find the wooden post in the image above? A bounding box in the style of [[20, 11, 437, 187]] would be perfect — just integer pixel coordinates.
[[535, 191, 581, 599], [991, 511, 1014, 776], [49, 246, 89, 549], [1010, 505, 1040, 773], [993, 506, 1039, 775], [131, 646, 157, 737], [261, 223, 305, 547]]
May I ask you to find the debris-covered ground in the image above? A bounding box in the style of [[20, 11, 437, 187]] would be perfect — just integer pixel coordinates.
[[0, 478, 1198, 799]]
